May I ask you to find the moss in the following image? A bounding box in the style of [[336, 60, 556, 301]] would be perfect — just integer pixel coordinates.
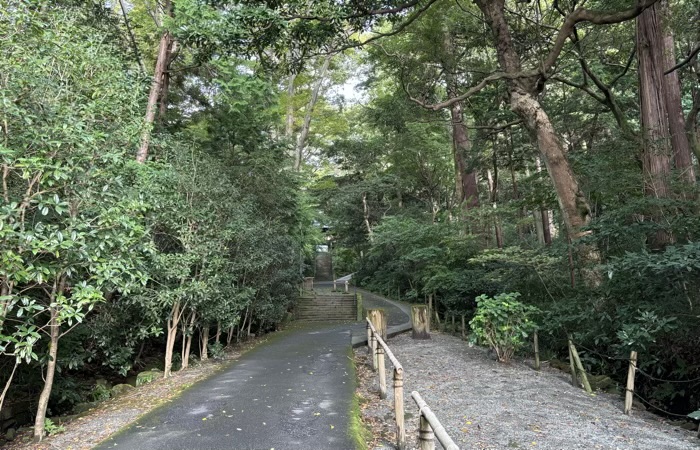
[[347, 347, 371, 450]]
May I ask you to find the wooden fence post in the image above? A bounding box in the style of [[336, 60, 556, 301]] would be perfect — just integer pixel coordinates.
[[569, 335, 593, 394], [569, 340, 592, 393], [333, 279, 337, 291], [377, 345, 387, 399], [366, 320, 372, 355], [345, 280, 349, 293], [394, 368, 405, 450], [367, 309, 387, 340], [411, 305, 430, 339], [567, 338, 577, 386], [624, 351, 637, 415], [533, 331, 540, 371], [370, 331, 378, 371], [418, 413, 435, 450]]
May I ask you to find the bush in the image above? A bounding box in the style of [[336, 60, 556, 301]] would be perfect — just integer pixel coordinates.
[[470, 292, 539, 363], [208, 342, 225, 360]]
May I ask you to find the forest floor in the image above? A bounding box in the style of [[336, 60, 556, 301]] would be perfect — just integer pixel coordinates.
[[355, 331, 700, 450], [3, 337, 266, 450]]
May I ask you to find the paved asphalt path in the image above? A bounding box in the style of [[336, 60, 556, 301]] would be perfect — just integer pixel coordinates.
[[99, 323, 357, 450], [99, 285, 410, 450]]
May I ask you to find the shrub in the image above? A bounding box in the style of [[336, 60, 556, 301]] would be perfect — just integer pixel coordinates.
[[470, 292, 539, 363]]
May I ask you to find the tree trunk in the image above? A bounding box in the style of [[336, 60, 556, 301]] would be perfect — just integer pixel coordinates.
[[443, 32, 479, 209], [33, 306, 59, 442], [200, 325, 209, 361], [294, 55, 331, 171], [362, 191, 374, 242], [136, 30, 171, 163], [163, 300, 182, 378], [486, 168, 503, 248], [227, 326, 234, 346], [660, 1, 695, 183], [286, 73, 296, 138], [637, 3, 674, 248], [477, 0, 600, 285], [181, 311, 196, 370], [158, 38, 177, 122], [541, 209, 552, 245], [215, 321, 221, 345]]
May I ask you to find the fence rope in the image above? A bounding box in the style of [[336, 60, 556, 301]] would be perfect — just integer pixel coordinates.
[[631, 391, 693, 418], [634, 366, 700, 384]]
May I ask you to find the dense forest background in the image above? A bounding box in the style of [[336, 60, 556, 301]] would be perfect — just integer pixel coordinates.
[[0, 0, 698, 442]]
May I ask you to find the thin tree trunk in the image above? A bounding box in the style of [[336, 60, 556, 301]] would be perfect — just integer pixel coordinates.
[[33, 306, 59, 442], [136, 30, 171, 163], [181, 310, 196, 370], [541, 209, 552, 245], [535, 157, 552, 245], [200, 325, 209, 361], [238, 307, 249, 342], [163, 300, 182, 378], [294, 55, 331, 171], [215, 321, 221, 345], [486, 168, 503, 248], [158, 38, 176, 121], [443, 32, 479, 209], [362, 191, 374, 242], [0, 360, 17, 414], [637, 3, 674, 248], [227, 326, 234, 346], [286, 73, 296, 138], [116, 0, 145, 73]]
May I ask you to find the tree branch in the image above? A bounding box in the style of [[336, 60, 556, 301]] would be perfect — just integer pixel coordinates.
[[542, 0, 661, 77], [316, 0, 440, 54], [283, 0, 425, 21], [665, 44, 700, 75], [406, 70, 538, 110]]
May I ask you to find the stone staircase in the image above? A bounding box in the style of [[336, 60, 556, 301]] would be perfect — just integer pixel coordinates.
[[295, 293, 357, 322]]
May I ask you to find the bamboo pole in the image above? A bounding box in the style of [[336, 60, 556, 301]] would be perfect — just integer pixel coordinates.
[[533, 331, 540, 371], [377, 344, 387, 399], [624, 351, 637, 415], [569, 340, 592, 393], [411, 391, 459, 450]]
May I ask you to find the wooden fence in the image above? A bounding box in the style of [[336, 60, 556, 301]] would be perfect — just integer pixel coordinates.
[[366, 318, 459, 450]]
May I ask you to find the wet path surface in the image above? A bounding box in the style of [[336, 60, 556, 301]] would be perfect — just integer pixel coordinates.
[[99, 323, 357, 450]]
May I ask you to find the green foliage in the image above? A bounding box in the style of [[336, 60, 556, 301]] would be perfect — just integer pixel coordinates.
[[208, 342, 225, 360], [469, 293, 539, 363], [43, 418, 66, 436], [89, 383, 112, 403]]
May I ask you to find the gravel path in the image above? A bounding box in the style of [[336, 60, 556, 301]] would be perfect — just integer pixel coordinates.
[[356, 332, 699, 450]]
